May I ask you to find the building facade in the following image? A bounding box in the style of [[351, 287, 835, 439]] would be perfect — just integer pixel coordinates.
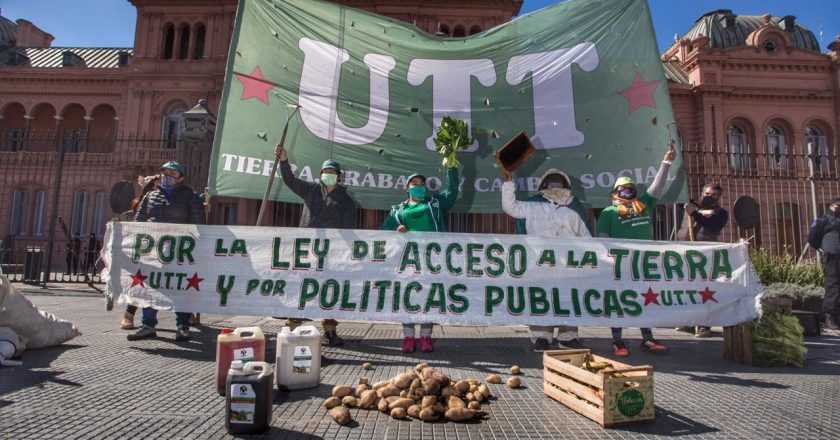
[[0, 2, 838, 279], [662, 10, 840, 254]]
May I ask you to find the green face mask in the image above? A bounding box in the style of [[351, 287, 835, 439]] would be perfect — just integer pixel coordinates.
[[320, 173, 338, 186], [408, 186, 427, 199]]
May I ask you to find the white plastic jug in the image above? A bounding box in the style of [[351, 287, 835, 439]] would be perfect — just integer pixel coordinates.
[[275, 325, 321, 390]]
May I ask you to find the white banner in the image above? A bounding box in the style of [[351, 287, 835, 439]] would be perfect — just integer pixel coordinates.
[[103, 222, 762, 327]]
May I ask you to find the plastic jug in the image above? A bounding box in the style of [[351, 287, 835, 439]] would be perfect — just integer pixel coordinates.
[[225, 361, 274, 435], [216, 327, 266, 395], [275, 325, 321, 390]]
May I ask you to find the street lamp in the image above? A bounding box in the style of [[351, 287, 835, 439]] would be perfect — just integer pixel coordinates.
[[180, 100, 217, 223], [180, 99, 216, 140]]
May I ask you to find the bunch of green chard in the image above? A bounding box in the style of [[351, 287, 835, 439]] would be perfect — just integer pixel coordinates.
[[433, 116, 474, 168]]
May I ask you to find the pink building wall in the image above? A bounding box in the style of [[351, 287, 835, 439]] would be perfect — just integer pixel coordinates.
[[0, 3, 839, 269]]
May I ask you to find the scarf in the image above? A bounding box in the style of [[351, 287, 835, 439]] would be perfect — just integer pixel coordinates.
[[613, 196, 646, 217], [539, 188, 573, 206]]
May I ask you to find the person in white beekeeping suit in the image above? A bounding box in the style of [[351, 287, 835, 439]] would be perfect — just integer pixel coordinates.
[[500, 167, 592, 352]]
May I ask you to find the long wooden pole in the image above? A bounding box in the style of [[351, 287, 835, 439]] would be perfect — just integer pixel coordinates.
[[256, 105, 300, 226]]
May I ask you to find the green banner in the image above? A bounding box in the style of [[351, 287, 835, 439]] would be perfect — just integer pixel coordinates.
[[209, 0, 687, 211]]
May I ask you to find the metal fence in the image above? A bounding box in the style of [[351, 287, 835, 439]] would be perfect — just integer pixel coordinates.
[[0, 131, 212, 284], [680, 142, 837, 259], [0, 132, 834, 284]]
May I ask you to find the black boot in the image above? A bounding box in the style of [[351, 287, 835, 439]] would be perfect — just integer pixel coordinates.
[[824, 313, 840, 331], [324, 331, 344, 346]]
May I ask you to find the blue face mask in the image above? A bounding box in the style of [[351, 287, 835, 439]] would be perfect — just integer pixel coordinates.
[[408, 186, 427, 199]]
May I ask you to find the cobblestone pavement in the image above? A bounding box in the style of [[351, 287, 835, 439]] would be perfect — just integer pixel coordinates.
[[2, 284, 839, 439]]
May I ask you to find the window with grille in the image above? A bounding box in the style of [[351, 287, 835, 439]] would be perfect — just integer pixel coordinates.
[[2, 128, 25, 152], [32, 190, 46, 236], [805, 126, 830, 173], [9, 189, 29, 236], [71, 191, 90, 237], [161, 104, 186, 149], [727, 124, 749, 169], [62, 128, 85, 153], [766, 125, 788, 170], [93, 191, 107, 237]]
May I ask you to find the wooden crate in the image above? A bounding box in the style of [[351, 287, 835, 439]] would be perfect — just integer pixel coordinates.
[[723, 297, 793, 366], [543, 349, 655, 428]]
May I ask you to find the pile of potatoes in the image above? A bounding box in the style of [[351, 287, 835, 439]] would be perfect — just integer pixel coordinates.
[[326, 362, 521, 425]]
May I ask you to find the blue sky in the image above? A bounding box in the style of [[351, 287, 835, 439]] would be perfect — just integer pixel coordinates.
[[1, 0, 838, 53]]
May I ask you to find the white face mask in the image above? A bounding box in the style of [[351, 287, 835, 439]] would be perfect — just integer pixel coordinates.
[[320, 173, 338, 186], [539, 188, 573, 206]]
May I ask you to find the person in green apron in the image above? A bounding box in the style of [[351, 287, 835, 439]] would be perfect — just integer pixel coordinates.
[[381, 167, 459, 353], [596, 146, 676, 357]]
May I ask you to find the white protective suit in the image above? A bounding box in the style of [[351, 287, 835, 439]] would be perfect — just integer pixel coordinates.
[[502, 169, 591, 343]]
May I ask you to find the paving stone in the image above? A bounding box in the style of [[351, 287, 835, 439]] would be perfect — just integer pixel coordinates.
[[1, 286, 839, 439]]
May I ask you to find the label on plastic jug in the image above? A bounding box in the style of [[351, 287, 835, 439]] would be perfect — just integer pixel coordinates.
[[229, 384, 256, 424], [293, 346, 313, 374], [233, 347, 254, 362]]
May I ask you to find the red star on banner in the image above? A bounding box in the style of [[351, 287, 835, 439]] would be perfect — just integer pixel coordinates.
[[641, 288, 660, 306], [186, 273, 204, 291], [699, 287, 718, 304], [619, 73, 661, 113], [130, 269, 147, 288], [235, 66, 276, 105]]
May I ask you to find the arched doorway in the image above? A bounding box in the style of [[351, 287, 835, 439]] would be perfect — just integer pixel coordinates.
[[87, 104, 117, 153], [29, 103, 57, 152], [59, 104, 87, 153]]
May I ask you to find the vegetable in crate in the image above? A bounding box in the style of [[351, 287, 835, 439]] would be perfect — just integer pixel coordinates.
[[433, 116, 474, 168], [750, 305, 807, 367]]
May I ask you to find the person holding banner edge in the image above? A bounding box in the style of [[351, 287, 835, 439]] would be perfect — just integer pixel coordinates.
[[128, 161, 204, 342], [501, 167, 592, 352], [381, 165, 460, 353], [274, 144, 357, 346], [596, 146, 677, 356]]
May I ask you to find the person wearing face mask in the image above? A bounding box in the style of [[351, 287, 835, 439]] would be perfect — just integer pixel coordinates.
[[807, 197, 840, 330], [119, 175, 160, 330], [597, 146, 676, 356], [128, 161, 205, 342], [675, 183, 729, 337], [381, 165, 460, 353], [501, 167, 592, 352], [275, 144, 357, 346]]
